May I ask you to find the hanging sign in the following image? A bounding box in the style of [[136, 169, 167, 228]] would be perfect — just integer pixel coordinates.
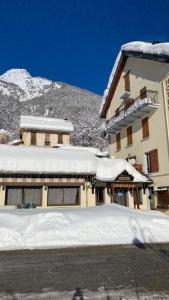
[[112, 183, 136, 188]]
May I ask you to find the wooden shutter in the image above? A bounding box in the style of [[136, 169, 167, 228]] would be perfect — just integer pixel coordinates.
[[116, 133, 121, 150], [140, 86, 147, 99], [58, 133, 63, 144], [142, 117, 149, 139], [115, 108, 119, 116], [150, 149, 159, 172], [123, 71, 130, 92], [127, 126, 133, 145], [31, 132, 36, 145]]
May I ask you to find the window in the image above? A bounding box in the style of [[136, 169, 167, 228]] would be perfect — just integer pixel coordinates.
[[146, 149, 159, 173], [123, 71, 130, 92], [47, 186, 80, 206], [127, 126, 133, 145], [116, 133, 121, 150], [58, 133, 63, 144], [142, 117, 149, 139], [5, 186, 42, 206], [31, 132, 36, 145], [45, 132, 50, 146]]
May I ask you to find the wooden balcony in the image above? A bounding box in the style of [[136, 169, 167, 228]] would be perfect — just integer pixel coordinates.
[[106, 90, 159, 134]]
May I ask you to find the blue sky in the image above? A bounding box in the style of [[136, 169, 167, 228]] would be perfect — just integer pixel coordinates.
[[0, 0, 169, 95]]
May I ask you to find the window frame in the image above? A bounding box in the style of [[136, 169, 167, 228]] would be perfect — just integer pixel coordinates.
[[47, 186, 80, 206], [5, 186, 42, 206]]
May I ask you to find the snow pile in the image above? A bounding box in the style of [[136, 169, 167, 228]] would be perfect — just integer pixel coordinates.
[[0, 204, 169, 250], [96, 158, 147, 182], [0, 145, 148, 182], [54, 144, 108, 157], [0, 69, 61, 101], [20, 115, 74, 132], [121, 41, 169, 57], [0, 145, 97, 176], [100, 41, 169, 116]]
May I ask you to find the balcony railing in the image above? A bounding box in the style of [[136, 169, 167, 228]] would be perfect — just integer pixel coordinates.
[[106, 90, 159, 134]]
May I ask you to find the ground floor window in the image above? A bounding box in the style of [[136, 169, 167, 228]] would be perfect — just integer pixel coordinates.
[[157, 189, 169, 208], [96, 187, 105, 205], [5, 186, 42, 206], [47, 186, 80, 206]]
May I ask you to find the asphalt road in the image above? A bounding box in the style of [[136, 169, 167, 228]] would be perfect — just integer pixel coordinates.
[[0, 244, 169, 299]]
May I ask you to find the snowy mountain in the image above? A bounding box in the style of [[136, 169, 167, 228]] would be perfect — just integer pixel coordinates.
[[0, 69, 106, 149], [0, 69, 61, 101]]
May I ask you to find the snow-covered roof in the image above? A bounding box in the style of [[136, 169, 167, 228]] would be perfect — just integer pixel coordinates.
[[53, 144, 109, 157], [121, 41, 169, 57], [0, 145, 148, 182], [100, 41, 169, 116], [20, 115, 74, 133]]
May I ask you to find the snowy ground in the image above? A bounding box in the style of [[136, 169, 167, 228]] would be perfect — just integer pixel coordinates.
[[0, 204, 169, 251], [1, 289, 169, 300]]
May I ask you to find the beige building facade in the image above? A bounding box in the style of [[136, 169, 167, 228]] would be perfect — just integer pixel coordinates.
[[20, 115, 74, 147], [101, 41, 169, 211]]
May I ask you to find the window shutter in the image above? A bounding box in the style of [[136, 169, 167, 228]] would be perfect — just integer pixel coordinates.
[[123, 71, 130, 92], [142, 117, 149, 139], [58, 133, 63, 144], [150, 149, 159, 172], [115, 108, 119, 116], [140, 86, 147, 99], [31, 132, 36, 145], [116, 133, 121, 150], [127, 126, 133, 145]]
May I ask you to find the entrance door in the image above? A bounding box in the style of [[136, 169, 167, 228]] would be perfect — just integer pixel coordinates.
[[114, 188, 128, 206], [96, 187, 105, 205]]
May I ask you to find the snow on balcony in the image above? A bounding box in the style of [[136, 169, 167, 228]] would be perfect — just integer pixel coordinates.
[[106, 91, 159, 134]]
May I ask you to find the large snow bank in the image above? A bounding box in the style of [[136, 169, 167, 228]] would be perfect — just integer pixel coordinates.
[[0, 145, 148, 182], [54, 144, 108, 157], [20, 115, 74, 132], [0, 204, 169, 251], [100, 41, 169, 115]]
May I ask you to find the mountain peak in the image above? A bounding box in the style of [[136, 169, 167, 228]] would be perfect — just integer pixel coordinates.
[[1, 68, 31, 81], [0, 68, 61, 101]]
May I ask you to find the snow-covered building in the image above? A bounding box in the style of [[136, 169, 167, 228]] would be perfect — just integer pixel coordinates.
[[20, 115, 74, 146], [100, 41, 169, 211], [0, 145, 149, 208]]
